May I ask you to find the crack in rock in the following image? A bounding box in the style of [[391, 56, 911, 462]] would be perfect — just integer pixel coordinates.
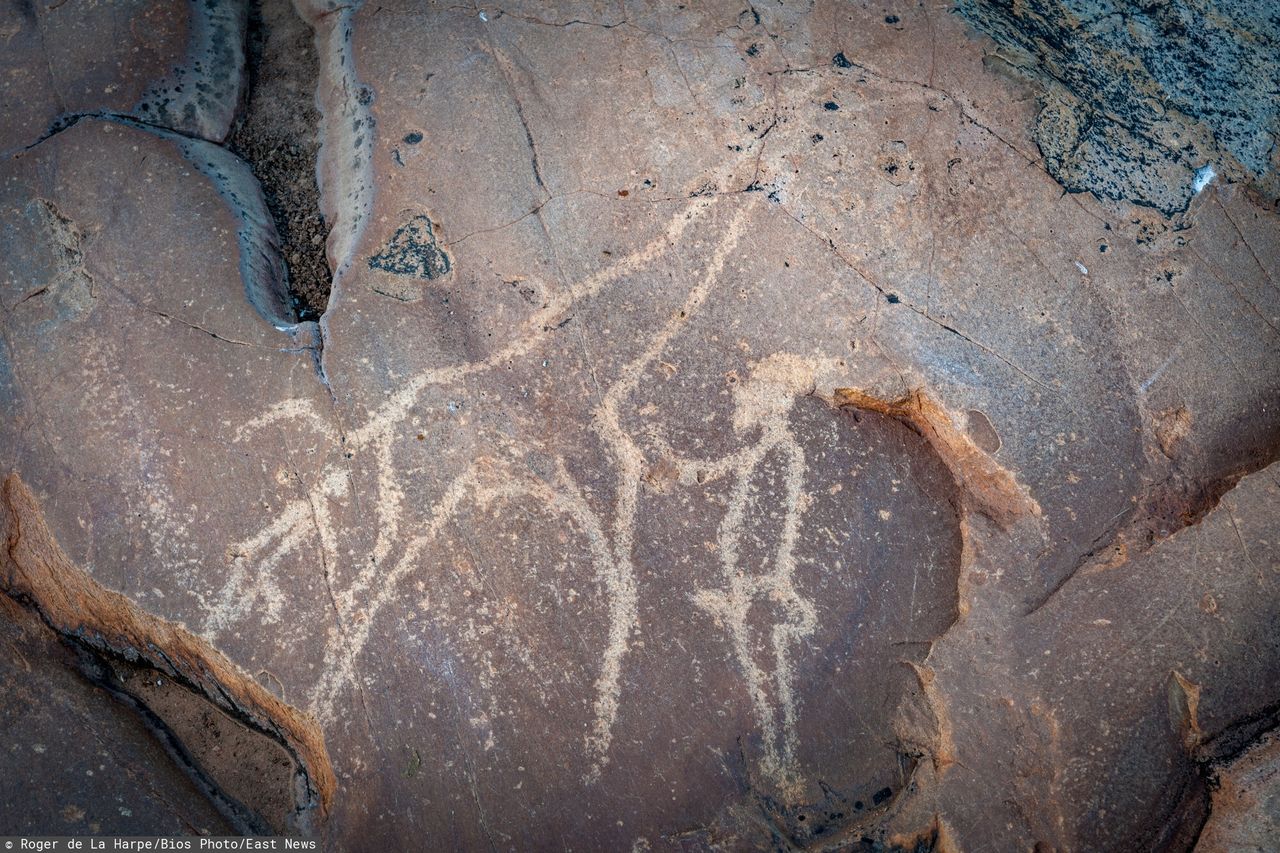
[[0, 473, 336, 836], [230, 0, 333, 322]]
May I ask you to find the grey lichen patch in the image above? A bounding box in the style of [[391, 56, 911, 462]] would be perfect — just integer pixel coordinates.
[[368, 215, 452, 285], [959, 0, 1280, 215]]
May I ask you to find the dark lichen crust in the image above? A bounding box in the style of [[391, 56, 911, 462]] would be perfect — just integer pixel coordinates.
[[959, 0, 1280, 215], [368, 215, 452, 280]]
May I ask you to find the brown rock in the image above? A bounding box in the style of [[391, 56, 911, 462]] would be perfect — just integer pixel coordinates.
[[1, 1, 1278, 849], [1197, 731, 1280, 852]]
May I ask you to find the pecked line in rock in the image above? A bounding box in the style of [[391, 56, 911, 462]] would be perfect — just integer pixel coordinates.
[[2, 0, 1279, 849]]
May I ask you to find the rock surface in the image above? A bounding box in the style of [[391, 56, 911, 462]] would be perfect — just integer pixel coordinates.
[[1, 0, 1278, 849], [957, 0, 1280, 215]]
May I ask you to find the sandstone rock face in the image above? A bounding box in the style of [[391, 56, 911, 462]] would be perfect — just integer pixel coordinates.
[[1197, 731, 1280, 851], [1, 1, 1278, 849]]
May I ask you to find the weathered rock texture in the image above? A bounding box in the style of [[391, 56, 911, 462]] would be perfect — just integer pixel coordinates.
[[1, 0, 1278, 849], [957, 0, 1280, 215]]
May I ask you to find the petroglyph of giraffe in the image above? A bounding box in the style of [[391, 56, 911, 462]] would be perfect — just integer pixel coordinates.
[[213, 197, 843, 788]]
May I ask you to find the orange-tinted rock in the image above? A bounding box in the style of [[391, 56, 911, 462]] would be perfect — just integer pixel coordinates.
[[1197, 731, 1280, 852]]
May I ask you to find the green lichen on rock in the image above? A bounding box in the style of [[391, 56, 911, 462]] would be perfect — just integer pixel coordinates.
[[959, 0, 1280, 215]]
